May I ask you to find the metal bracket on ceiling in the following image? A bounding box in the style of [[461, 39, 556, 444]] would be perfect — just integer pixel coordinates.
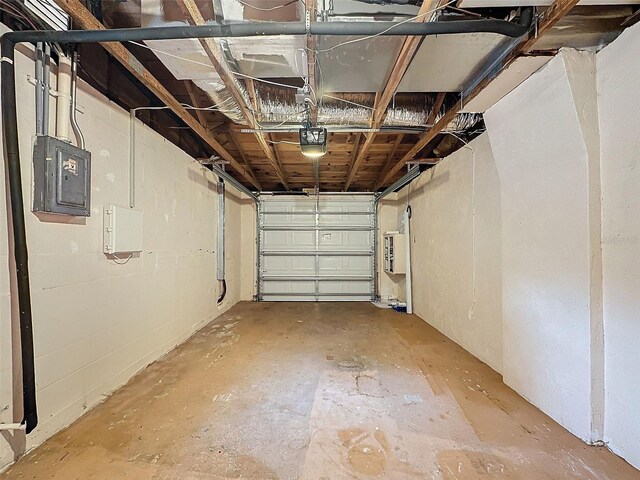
[[306, 9, 311, 33]]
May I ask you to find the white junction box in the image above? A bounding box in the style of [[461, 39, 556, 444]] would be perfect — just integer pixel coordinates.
[[384, 231, 406, 275], [103, 205, 143, 255]]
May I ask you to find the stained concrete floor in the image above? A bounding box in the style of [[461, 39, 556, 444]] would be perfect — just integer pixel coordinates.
[[2, 302, 638, 479]]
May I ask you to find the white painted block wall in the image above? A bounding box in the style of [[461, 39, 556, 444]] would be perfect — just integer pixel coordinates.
[[485, 50, 601, 442], [392, 134, 503, 374], [597, 24, 640, 469], [377, 24, 640, 470], [0, 38, 254, 470]]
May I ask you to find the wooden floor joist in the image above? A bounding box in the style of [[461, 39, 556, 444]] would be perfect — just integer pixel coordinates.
[[54, 0, 259, 190], [343, 1, 443, 191], [376, 0, 581, 188], [176, 0, 289, 190]]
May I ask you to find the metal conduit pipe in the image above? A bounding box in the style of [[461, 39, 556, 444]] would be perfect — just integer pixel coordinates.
[[42, 43, 50, 136], [70, 49, 85, 149], [0, 10, 533, 434]]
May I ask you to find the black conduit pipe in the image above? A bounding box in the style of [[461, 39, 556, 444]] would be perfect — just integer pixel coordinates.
[[0, 11, 534, 434], [1, 36, 37, 434]]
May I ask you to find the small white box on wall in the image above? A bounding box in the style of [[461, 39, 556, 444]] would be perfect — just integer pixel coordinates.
[[103, 205, 143, 254]]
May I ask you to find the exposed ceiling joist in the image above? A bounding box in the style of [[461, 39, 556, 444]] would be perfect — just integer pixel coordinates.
[[377, 0, 581, 188], [184, 80, 208, 127], [343, 0, 443, 191], [176, 0, 289, 190], [244, 78, 290, 190], [374, 92, 444, 189], [53, 0, 260, 189]]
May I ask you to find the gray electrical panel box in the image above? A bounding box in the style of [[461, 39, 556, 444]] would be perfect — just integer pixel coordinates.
[[33, 136, 91, 216]]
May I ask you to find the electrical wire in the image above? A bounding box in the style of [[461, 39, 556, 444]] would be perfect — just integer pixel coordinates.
[[321, 94, 374, 110], [0, 0, 39, 30], [237, 0, 300, 11], [266, 139, 299, 145], [110, 254, 133, 265], [313, 0, 456, 53], [129, 41, 301, 91]]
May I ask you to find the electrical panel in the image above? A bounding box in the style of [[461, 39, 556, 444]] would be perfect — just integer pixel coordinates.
[[384, 232, 406, 275], [33, 135, 91, 216], [103, 205, 143, 255]]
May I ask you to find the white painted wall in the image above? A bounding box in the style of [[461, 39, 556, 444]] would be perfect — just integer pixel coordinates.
[[0, 38, 253, 470], [485, 50, 602, 442], [391, 134, 503, 374], [374, 25, 640, 470], [597, 24, 640, 469]]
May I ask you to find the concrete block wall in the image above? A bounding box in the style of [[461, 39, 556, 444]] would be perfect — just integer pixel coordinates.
[[392, 135, 503, 374], [0, 37, 255, 470], [384, 22, 640, 470]]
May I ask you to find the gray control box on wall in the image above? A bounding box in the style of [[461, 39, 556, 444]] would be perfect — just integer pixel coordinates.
[[33, 136, 91, 216]]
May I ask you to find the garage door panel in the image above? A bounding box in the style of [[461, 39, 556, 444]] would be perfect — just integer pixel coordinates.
[[262, 230, 315, 251], [318, 230, 372, 250], [263, 256, 315, 274], [259, 195, 375, 301], [319, 256, 372, 276]]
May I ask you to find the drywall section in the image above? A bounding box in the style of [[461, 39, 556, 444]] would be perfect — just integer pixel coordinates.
[[391, 134, 503, 374], [597, 23, 640, 470], [0, 39, 250, 470], [484, 49, 602, 442]]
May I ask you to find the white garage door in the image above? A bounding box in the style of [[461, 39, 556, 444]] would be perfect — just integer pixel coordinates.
[[258, 194, 375, 301]]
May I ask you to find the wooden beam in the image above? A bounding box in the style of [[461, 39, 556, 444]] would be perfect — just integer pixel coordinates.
[[373, 92, 444, 189], [176, 0, 288, 189], [54, 0, 259, 189], [377, 0, 580, 188], [244, 78, 290, 189], [183, 81, 262, 187], [344, 132, 362, 178], [344, 1, 444, 191], [183, 80, 208, 127], [226, 132, 262, 190], [373, 134, 404, 190]]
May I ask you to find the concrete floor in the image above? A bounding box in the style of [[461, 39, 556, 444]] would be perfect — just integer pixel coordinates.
[[2, 302, 638, 479]]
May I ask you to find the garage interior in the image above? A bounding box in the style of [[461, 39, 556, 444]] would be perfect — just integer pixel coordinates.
[[1, 0, 639, 478]]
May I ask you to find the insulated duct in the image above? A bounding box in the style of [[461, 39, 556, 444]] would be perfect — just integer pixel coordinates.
[[1, 12, 533, 433], [258, 87, 482, 131]]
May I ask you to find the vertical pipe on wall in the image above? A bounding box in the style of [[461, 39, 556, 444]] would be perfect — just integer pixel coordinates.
[[35, 43, 43, 136], [129, 109, 136, 209], [1, 36, 38, 434], [69, 50, 85, 150], [42, 43, 50, 136], [404, 207, 413, 314], [56, 55, 72, 141], [217, 178, 226, 303]]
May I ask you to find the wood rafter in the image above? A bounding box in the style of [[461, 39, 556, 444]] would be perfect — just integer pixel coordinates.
[[184, 80, 208, 127], [183, 80, 261, 188], [377, 0, 580, 188], [176, 0, 289, 190], [373, 92, 444, 189], [54, 0, 259, 189], [374, 134, 404, 190], [343, 0, 443, 191], [226, 132, 262, 190]]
